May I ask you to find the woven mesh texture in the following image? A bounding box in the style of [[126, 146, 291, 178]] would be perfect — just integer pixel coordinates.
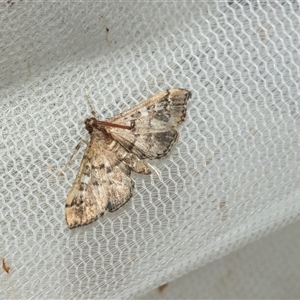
[[138, 219, 300, 299], [1, 1, 300, 299]]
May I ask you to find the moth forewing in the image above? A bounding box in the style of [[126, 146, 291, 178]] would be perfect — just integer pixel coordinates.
[[64, 88, 191, 228]]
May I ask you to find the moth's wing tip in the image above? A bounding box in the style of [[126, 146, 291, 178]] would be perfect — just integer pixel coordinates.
[[186, 89, 192, 99], [66, 215, 99, 229], [65, 202, 101, 229], [170, 88, 192, 98]]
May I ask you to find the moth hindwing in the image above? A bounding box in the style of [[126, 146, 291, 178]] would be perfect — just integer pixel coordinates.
[[65, 88, 191, 228]]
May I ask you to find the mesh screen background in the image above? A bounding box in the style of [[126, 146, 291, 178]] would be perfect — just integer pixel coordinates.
[[1, 1, 300, 299], [138, 219, 300, 299]]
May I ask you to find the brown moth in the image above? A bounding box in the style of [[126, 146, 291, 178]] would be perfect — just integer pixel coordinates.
[[65, 88, 191, 228]]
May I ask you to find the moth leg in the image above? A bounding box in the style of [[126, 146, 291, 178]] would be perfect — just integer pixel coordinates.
[[56, 140, 89, 176], [145, 163, 162, 181]]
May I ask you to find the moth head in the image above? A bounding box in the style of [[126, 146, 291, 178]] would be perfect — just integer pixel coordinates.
[[84, 117, 97, 133]]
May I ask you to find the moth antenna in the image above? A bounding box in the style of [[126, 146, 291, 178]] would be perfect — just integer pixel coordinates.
[[56, 140, 88, 176], [146, 163, 162, 182], [84, 87, 97, 118]]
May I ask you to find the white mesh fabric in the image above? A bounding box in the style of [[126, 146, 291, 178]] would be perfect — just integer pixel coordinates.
[[138, 219, 300, 299], [1, 1, 300, 299]]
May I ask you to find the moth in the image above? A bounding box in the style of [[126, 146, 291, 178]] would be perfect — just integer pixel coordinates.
[[65, 88, 191, 228]]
